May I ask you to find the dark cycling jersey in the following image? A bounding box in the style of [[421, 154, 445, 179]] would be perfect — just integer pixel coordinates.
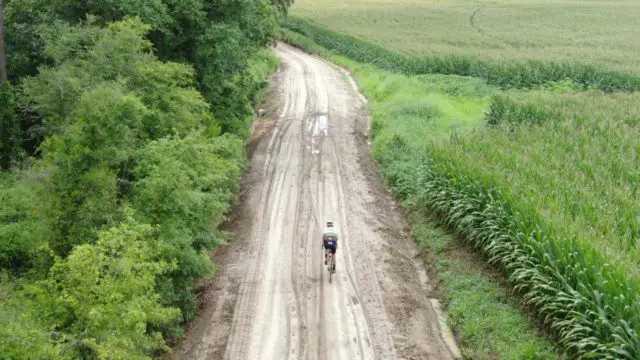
[[323, 234, 337, 253]]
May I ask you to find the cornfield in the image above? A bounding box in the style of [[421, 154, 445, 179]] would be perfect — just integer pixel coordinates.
[[480, 93, 640, 271], [290, 0, 640, 75], [379, 91, 640, 357], [284, 18, 640, 92]]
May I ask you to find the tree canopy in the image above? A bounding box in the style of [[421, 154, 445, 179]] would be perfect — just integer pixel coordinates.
[[0, 0, 289, 357]]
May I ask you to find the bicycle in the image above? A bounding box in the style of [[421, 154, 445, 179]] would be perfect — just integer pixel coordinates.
[[325, 250, 336, 283]]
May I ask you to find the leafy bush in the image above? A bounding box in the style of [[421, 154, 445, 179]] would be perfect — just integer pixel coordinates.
[[28, 218, 181, 359], [0, 271, 60, 359], [0, 173, 47, 272], [132, 133, 245, 321], [0, 84, 21, 170]]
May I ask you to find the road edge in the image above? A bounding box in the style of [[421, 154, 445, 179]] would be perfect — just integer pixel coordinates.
[[285, 40, 464, 360]]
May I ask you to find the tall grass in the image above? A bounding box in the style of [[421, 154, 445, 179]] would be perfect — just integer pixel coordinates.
[[412, 218, 558, 359], [283, 18, 640, 92]]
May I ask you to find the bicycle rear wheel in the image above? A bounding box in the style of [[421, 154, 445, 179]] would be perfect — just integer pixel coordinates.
[[328, 255, 334, 283]]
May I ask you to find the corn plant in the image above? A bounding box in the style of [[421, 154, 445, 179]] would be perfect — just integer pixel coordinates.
[[284, 17, 640, 93], [380, 146, 640, 359]]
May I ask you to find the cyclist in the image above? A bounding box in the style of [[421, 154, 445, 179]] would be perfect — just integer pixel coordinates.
[[322, 221, 338, 269]]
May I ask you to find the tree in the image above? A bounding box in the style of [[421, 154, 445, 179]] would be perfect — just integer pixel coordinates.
[[271, 0, 294, 16], [0, 0, 7, 83], [0, 0, 17, 170], [34, 218, 181, 359], [0, 0, 293, 353]]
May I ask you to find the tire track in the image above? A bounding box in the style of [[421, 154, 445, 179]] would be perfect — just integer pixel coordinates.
[[223, 58, 301, 360], [469, 5, 485, 33], [300, 55, 365, 360], [307, 56, 376, 360], [174, 42, 459, 360], [300, 51, 389, 359], [469, 5, 510, 45]]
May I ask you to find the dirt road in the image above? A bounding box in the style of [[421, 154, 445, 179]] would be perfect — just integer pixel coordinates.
[[175, 43, 458, 360]]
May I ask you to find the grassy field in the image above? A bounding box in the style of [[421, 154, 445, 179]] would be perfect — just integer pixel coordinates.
[[282, 0, 640, 355], [291, 0, 640, 74]]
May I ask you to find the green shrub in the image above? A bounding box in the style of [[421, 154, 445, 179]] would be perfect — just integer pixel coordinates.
[[0, 84, 21, 170], [0, 271, 60, 359], [0, 174, 47, 272], [29, 218, 181, 359], [247, 49, 279, 104], [132, 133, 245, 322]]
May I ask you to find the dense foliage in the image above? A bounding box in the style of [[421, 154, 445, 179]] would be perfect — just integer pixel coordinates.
[[1, 0, 281, 166], [283, 17, 640, 92], [0, 83, 20, 169], [0, 0, 284, 357]]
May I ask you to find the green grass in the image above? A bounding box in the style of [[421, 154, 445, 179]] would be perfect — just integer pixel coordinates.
[[291, 0, 640, 74], [413, 218, 558, 360], [360, 71, 493, 141]]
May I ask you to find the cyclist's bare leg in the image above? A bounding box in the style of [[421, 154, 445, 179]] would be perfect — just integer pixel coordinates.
[[332, 251, 336, 271]]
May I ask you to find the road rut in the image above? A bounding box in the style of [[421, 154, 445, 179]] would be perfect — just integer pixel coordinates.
[[175, 43, 457, 360]]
